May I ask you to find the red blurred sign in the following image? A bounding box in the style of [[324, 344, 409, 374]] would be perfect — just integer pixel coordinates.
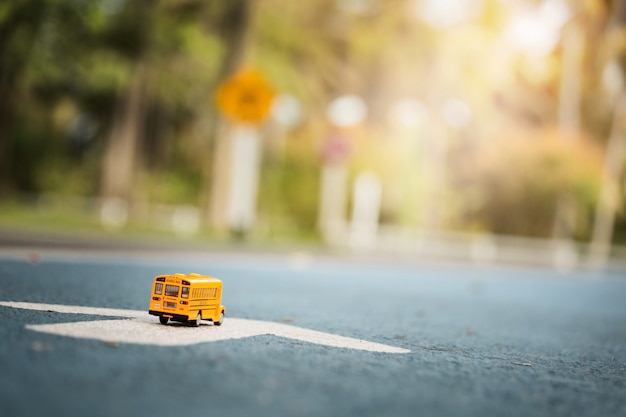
[[323, 134, 350, 164]]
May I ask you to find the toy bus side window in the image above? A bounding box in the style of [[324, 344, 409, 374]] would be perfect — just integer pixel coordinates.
[[181, 287, 189, 299], [155, 283, 163, 295]]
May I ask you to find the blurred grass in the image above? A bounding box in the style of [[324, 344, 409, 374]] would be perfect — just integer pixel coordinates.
[[0, 198, 98, 231], [0, 196, 323, 249]]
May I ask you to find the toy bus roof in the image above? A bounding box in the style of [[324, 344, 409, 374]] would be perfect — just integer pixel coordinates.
[[157, 273, 222, 284]]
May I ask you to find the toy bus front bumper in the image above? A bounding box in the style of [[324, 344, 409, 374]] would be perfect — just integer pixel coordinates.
[[149, 310, 190, 322]]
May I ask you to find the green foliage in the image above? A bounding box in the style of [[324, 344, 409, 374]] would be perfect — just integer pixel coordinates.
[[144, 171, 202, 206], [258, 155, 320, 237], [9, 114, 55, 193]]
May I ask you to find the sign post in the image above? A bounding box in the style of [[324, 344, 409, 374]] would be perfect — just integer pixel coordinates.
[[215, 68, 275, 235]]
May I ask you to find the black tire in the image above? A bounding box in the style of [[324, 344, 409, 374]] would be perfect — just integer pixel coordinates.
[[214, 312, 224, 326], [159, 316, 169, 325], [191, 311, 201, 327]]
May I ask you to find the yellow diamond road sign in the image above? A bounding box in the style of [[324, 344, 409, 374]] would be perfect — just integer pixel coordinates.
[[216, 68, 276, 124]]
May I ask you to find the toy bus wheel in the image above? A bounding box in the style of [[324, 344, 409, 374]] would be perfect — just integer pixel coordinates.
[[191, 311, 201, 327], [159, 316, 169, 325], [214, 312, 224, 326]]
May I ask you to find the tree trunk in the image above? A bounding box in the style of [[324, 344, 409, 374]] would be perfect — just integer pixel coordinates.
[[0, 69, 15, 196], [589, 92, 626, 265], [101, 61, 149, 204], [588, 2, 626, 265]]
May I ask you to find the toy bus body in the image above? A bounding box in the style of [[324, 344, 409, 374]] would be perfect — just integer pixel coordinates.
[[148, 273, 225, 326]]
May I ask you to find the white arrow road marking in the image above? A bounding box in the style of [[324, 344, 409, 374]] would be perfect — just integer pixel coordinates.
[[1, 301, 144, 318], [0, 301, 409, 354]]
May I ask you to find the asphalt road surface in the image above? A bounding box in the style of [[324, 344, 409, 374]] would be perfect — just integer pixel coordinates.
[[0, 249, 625, 417]]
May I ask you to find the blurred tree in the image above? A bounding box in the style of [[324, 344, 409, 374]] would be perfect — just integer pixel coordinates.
[[0, 1, 59, 193], [589, 0, 626, 261], [100, 0, 225, 205], [99, 1, 152, 203], [0, 0, 109, 194]]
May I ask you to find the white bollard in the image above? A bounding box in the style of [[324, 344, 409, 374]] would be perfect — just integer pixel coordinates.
[[349, 171, 382, 251], [100, 197, 128, 230]]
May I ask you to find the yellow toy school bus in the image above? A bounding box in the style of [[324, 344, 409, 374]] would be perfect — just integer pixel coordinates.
[[148, 273, 225, 326]]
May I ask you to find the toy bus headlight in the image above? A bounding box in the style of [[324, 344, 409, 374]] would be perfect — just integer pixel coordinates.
[[180, 301, 188, 305], [152, 297, 161, 301]]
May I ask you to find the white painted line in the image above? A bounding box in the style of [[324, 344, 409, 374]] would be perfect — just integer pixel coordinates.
[[0, 301, 143, 318], [1, 301, 410, 354]]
